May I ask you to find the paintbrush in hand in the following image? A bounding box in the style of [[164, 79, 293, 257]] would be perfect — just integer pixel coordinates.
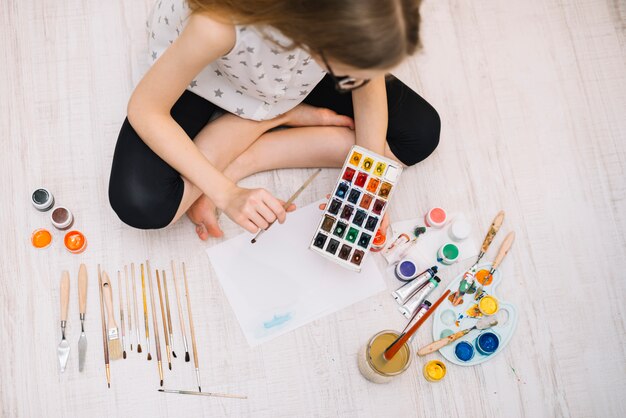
[[101, 271, 123, 361], [251, 168, 321, 244]]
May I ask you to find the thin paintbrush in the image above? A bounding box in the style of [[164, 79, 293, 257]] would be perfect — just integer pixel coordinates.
[[101, 271, 123, 360], [183, 262, 201, 391], [125, 265, 133, 351], [158, 388, 247, 400], [141, 263, 152, 360], [157, 270, 172, 370], [171, 261, 190, 362], [97, 265, 110, 388], [251, 168, 321, 244], [383, 289, 451, 361], [132, 263, 142, 353], [147, 261, 164, 386], [117, 271, 127, 359], [162, 271, 176, 358]]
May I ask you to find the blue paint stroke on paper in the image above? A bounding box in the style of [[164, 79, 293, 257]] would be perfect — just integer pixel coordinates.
[[263, 313, 293, 329]]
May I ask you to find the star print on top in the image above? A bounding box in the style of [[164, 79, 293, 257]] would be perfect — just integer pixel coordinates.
[[147, 0, 327, 121]]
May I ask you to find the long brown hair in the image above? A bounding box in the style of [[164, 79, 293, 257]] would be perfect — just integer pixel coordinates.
[[187, 0, 422, 70]]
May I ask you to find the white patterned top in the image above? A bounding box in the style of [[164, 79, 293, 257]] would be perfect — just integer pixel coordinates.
[[147, 0, 327, 121]]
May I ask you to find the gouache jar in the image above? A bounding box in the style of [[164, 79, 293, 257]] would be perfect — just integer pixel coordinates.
[[395, 258, 419, 281], [425, 207, 447, 228], [475, 332, 500, 356], [454, 341, 475, 362], [478, 295, 499, 316], [358, 330, 412, 384], [449, 219, 471, 241], [31, 228, 53, 249], [370, 229, 387, 252], [31, 188, 54, 211], [50, 206, 74, 230], [437, 243, 459, 265], [64, 230, 87, 254], [423, 360, 447, 382]]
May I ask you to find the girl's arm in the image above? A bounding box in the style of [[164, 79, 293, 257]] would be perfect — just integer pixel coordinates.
[[351, 76, 388, 155], [127, 13, 287, 232]]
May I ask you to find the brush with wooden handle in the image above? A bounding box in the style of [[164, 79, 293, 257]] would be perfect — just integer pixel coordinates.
[[183, 262, 201, 392], [97, 265, 110, 388], [251, 168, 321, 244], [117, 271, 127, 359], [101, 271, 123, 360], [451, 211, 505, 305], [157, 270, 172, 371], [383, 289, 451, 361], [77, 264, 88, 372], [417, 317, 498, 356], [131, 263, 142, 353], [171, 261, 190, 362], [474, 231, 516, 300], [147, 261, 164, 386], [162, 271, 176, 359], [125, 265, 133, 351], [141, 263, 151, 360]]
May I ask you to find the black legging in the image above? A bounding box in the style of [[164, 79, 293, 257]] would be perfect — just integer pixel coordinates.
[[109, 75, 441, 229]]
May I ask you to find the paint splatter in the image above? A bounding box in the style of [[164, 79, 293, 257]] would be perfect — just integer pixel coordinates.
[[466, 304, 482, 318], [510, 366, 526, 384], [263, 313, 292, 329]]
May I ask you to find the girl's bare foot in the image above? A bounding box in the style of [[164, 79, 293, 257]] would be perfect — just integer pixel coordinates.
[[284, 104, 355, 129], [187, 194, 224, 240]]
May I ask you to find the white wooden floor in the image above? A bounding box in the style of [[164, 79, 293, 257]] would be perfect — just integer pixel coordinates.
[[1, 0, 625, 417]]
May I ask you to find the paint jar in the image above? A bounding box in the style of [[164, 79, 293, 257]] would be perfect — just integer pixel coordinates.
[[437, 243, 459, 265], [31, 188, 54, 211], [423, 360, 447, 382], [425, 207, 447, 228], [475, 331, 500, 356], [31, 228, 52, 249], [394, 258, 419, 281], [449, 218, 471, 241], [64, 230, 87, 254], [454, 341, 475, 362], [370, 229, 386, 252], [357, 330, 412, 384], [478, 295, 499, 316], [50, 206, 74, 230]]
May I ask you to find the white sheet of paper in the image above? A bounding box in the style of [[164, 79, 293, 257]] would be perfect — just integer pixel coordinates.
[[206, 201, 386, 347]]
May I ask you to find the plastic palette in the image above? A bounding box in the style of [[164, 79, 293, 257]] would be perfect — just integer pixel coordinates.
[[310, 145, 403, 271], [432, 263, 518, 366]]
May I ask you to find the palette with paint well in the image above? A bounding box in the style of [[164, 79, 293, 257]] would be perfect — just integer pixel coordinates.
[[432, 263, 518, 366], [310, 145, 402, 271]]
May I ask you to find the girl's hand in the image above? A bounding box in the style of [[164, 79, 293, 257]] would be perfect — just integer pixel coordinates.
[[318, 195, 390, 233], [221, 186, 296, 233]]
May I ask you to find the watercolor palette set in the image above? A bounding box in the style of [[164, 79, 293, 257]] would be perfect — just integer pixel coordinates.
[[432, 263, 518, 366], [309, 145, 403, 271]]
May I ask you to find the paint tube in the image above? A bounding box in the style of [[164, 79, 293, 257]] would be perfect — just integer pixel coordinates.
[[392, 266, 438, 304], [399, 276, 441, 318], [408, 302, 432, 342]]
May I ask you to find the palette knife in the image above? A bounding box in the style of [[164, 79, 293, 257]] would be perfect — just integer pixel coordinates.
[[77, 264, 88, 372], [58, 271, 71, 372], [450, 211, 505, 305], [417, 316, 498, 356]]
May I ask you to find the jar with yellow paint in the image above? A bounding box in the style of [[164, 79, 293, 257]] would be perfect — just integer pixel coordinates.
[[478, 295, 499, 316], [423, 360, 447, 382], [357, 330, 412, 384]]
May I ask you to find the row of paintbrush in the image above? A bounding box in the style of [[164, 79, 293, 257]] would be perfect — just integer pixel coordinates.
[[56, 261, 200, 390], [96, 261, 200, 390]]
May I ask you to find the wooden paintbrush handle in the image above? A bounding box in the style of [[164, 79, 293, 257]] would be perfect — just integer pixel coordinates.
[[78, 264, 87, 315], [480, 211, 505, 253], [101, 271, 117, 328], [60, 270, 70, 322], [417, 329, 468, 356], [491, 231, 515, 270]]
